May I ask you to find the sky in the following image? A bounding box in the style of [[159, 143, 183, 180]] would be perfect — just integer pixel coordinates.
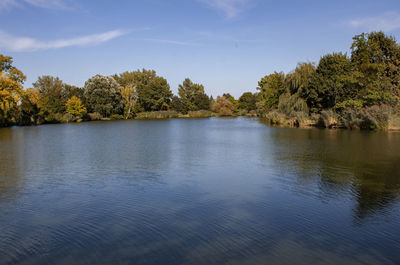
[[1, 0, 400, 97]]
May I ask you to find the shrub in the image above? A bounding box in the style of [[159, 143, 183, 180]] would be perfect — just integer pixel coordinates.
[[211, 96, 235, 116], [318, 109, 339, 128], [360, 105, 391, 130], [135, 111, 179, 119], [339, 108, 362, 129], [263, 110, 287, 125], [187, 110, 214, 118], [61, 113, 76, 123], [88, 112, 103, 121], [110, 114, 124, 120], [290, 111, 312, 127], [44, 113, 64, 123]]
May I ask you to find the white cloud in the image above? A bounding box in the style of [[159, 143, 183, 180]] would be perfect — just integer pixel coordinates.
[[23, 0, 69, 9], [0, 0, 70, 10], [198, 0, 251, 18], [137, 38, 202, 46], [0, 29, 128, 52], [348, 12, 400, 32], [0, 0, 19, 9]]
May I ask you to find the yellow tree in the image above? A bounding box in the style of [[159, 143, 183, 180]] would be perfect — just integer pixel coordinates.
[[66, 96, 86, 117], [0, 54, 26, 124], [120, 84, 137, 119]]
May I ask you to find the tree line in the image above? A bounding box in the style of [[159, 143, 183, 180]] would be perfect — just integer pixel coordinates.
[[256, 31, 400, 129], [1, 31, 399, 129]]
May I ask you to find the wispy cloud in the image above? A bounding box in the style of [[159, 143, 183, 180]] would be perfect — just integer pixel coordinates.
[[0, 0, 19, 10], [0, 0, 71, 10], [198, 0, 251, 18], [348, 12, 400, 32], [0, 29, 128, 52], [136, 38, 203, 46], [23, 0, 70, 9]]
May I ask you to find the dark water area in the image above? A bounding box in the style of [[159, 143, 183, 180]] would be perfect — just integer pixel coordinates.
[[0, 117, 399, 265]]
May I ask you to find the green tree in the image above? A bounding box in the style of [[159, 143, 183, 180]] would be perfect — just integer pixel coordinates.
[[63, 84, 84, 101], [256, 72, 285, 111], [350, 31, 400, 106], [66, 96, 86, 117], [178, 78, 210, 112], [114, 69, 172, 112], [83, 74, 122, 117], [170, 96, 186, 113], [285, 62, 316, 95], [33, 75, 66, 116], [238, 92, 257, 111], [138, 76, 172, 111], [301, 53, 360, 112]]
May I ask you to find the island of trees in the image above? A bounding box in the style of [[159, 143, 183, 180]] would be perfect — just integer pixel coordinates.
[[1, 31, 399, 130]]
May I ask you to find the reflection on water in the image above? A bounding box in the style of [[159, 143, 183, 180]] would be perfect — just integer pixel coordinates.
[[0, 118, 399, 265], [261, 124, 400, 223]]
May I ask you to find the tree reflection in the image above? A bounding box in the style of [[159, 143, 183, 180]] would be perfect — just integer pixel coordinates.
[[263, 124, 400, 223]]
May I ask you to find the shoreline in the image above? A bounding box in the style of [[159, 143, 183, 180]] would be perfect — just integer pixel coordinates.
[[2, 110, 400, 131]]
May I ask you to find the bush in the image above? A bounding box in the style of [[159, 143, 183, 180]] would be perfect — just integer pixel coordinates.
[[263, 110, 287, 125], [135, 111, 179, 119], [211, 96, 235, 116], [338, 105, 393, 130], [45, 113, 63, 123], [290, 111, 312, 127], [389, 115, 400, 130], [110, 114, 124, 120], [59, 113, 76, 123], [360, 105, 391, 130], [187, 110, 215, 118], [88, 112, 103, 121], [339, 108, 362, 129], [318, 109, 339, 128]]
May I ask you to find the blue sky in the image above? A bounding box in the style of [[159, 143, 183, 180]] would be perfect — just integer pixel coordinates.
[[1, 0, 400, 97]]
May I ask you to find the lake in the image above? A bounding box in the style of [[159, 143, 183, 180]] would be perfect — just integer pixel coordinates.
[[0, 117, 399, 265]]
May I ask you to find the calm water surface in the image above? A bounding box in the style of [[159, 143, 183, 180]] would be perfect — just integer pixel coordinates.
[[0, 117, 399, 265]]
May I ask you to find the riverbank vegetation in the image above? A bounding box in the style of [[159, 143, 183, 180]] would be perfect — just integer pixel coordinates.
[[1, 31, 399, 130]]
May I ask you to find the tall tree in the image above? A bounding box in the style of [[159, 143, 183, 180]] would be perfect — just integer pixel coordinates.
[[66, 96, 86, 118], [138, 76, 172, 111], [178, 78, 210, 112], [256, 72, 285, 111], [285, 62, 316, 95], [83, 74, 122, 117], [238, 92, 257, 111], [351, 31, 400, 106], [114, 69, 172, 112], [17, 88, 42, 125], [301, 53, 360, 112], [33, 76, 66, 116], [0, 54, 26, 125], [120, 84, 137, 119]]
